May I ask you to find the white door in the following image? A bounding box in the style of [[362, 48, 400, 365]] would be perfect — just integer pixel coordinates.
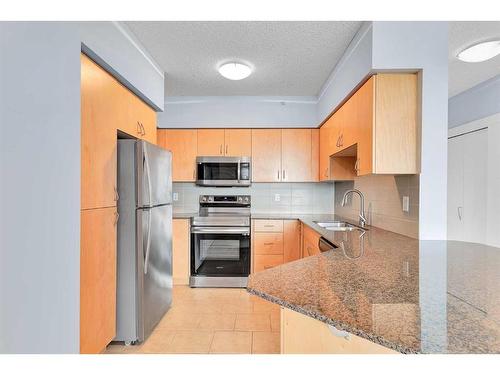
[[462, 129, 487, 244], [447, 129, 488, 244], [447, 136, 464, 241]]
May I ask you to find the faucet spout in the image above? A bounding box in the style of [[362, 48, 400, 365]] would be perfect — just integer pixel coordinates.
[[341, 189, 367, 228]]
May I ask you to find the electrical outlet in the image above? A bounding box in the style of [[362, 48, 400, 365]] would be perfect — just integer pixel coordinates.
[[274, 194, 281, 202], [173, 192, 179, 202], [402, 196, 410, 212]]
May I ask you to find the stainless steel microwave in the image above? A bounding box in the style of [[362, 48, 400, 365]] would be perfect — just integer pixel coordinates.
[[196, 156, 251, 187]]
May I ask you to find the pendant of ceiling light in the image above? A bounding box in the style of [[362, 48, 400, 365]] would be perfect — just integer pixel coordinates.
[[457, 40, 500, 63], [218, 62, 252, 80]]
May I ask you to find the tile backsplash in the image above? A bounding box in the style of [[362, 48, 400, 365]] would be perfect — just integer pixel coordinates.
[[173, 182, 334, 214], [334, 174, 419, 238]]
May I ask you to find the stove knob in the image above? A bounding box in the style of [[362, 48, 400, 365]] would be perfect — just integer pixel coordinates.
[[201, 196, 207, 202], [208, 196, 213, 202], [238, 196, 242, 202], [244, 196, 249, 202]]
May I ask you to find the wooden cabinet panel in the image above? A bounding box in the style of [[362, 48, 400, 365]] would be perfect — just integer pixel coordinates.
[[253, 219, 284, 232], [281, 308, 397, 354], [197, 129, 225, 156], [281, 129, 312, 182], [319, 118, 335, 181], [134, 98, 157, 144], [302, 224, 321, 258], [330, 157, 357, 181], [173, 219, 190, 285], [254, 232, 284, 255], [311, 129, 320, 182], [81, 54, 119, 210], [157, 129, 197, 181], [284, 220, 301, 263], [355, 76, 374, 176], [373, 74, 418, 174], [80, 207, 117, 354], [224, 129, 252, 156], [254, 254, 284, 273], [252, 129, 282, 182]]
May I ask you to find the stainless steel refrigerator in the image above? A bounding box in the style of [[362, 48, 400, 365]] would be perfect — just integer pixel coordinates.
[[116, 139, 173, 344]]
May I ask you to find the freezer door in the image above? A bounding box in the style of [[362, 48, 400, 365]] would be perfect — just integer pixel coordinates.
[[137, 204, 173, 342], [137, 140, 172, 208]]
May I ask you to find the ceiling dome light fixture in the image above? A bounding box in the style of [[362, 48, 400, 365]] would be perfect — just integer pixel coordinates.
[[218, 62, 252, 80], [457, 40, 500, 62]]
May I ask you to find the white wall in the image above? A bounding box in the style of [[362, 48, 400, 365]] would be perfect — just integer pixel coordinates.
[[0, 21, 164, 354], [448, 74, 500, 128], [159, 96, 317, 128], [371, 21, 449, 240], [0, 22, 81, 353]]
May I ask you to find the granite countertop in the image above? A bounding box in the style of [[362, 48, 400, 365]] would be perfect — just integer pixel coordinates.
[[246, 213, 500, 354]]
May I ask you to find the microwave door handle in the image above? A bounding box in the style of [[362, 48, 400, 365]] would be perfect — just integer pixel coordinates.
[[237, 160, 240, 183], [191, 227, 250, 234]]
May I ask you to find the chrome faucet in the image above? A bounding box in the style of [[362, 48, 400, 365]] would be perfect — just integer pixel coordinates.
[[341, 189, 367, 228]]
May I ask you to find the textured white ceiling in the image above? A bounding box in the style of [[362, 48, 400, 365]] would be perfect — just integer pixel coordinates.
[[449, 21, 500, 97], [126, 21, 362, 97]]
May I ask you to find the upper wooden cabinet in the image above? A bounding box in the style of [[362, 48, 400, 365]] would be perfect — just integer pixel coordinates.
[[81, 54, 119, 210], [252, 129, 319, 183], [252, 129, 282, 182], [197, 129, 225, 156], [320, 73, 419, 179], [197, 129, 252, 157], [157, 129, 198, 181], [282, 129, 312, 182], [224, 129, 252, 157]]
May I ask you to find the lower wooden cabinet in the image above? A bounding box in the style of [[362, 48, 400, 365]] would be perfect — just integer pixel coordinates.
[[173, 219, 190, 285], [302, 223, 321, 257], [252, 219, 301, 272], [280, 307, 397, 354], [80, 207, 117, 354]]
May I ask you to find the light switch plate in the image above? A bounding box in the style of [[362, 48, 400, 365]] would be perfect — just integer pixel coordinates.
[[402, 196, 410, 212], [173, 192, 179, 201], [274, 194, 281, 202]]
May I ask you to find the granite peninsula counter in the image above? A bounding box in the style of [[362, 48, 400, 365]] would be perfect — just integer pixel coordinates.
[[247, 214, 500, 354]]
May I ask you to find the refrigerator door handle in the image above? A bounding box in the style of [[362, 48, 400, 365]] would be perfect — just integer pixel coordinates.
[[143, 142, 153, 207], [143, 209, 152, 274]]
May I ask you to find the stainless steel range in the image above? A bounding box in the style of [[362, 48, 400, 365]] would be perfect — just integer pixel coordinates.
[[190, 195, 251, 288]]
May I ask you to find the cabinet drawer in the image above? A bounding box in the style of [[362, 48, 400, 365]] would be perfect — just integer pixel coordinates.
[[254, 232, 283, 255], [254, 254, 284, 273], [253, 220, 284, 232]]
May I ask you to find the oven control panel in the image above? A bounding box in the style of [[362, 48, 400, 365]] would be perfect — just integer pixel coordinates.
[[199, 195, 251, 205]]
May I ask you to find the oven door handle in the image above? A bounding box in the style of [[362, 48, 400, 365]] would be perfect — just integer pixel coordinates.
[[191, 227, 250, 235]]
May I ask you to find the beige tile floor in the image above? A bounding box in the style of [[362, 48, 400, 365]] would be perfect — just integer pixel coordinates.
[[105, 286, 281, 354]]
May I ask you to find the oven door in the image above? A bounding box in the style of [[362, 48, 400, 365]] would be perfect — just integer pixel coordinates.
[[191, 227, 250, 277]]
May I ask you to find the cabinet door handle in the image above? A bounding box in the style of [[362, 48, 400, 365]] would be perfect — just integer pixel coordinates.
[[114, 211, 120, 226], [354, 159, 359, 172], [219, 144, 223, 155], [263, 242, 274, 246], [141, 123, 146, 136], [193, 169, 196, 179], [282, 170, 286, 181], [114, 186, 119, 202], [137, 121, 142, 135], [264, 225, 275, 228], [457, 206, 463, 221], [225, 144, 228, 155], [277, 170, 280, 181], [324, 168, 328, 178]]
